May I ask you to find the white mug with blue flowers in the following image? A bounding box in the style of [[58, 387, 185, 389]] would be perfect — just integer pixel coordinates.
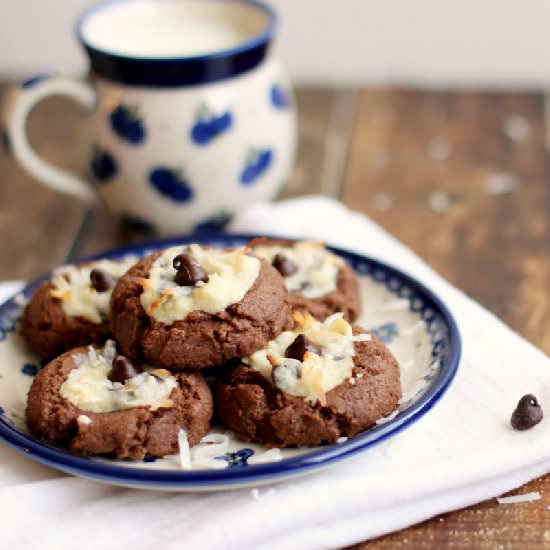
[[3, 0, 296, 234]]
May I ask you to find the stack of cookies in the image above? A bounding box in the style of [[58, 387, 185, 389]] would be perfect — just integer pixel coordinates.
[[23, 239, 401, 461]]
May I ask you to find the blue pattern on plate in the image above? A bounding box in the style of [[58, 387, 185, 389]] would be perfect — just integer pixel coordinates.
[[90, 147, 117, 182], [22, 74, 49, 89], [240, 149, 273, 186], [110, 105, 145, 145], [149, 167, 194, 203], [372, 322, 399, 344], [216, 448, 254, 468], [270, 84, 290, 109], [0, 233, 461, 490], [191, 110, 233, 145], [21, 364, 39, 377]]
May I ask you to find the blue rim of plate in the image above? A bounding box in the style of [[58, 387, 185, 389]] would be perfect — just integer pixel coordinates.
[[0, 232, 461, 488], [75, 0, 276, 87]]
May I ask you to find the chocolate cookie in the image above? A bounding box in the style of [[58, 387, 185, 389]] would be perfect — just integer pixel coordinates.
[[22, 256, 138, 359], [26, 340, 212, 459], [110, 244, 292, 370], [249, 238, 361, 322], [216, 312, 401, 447]]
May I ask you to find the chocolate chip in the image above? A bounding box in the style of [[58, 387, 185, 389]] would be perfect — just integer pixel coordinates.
[[272, 254, 297, 277], [511, 394, 543, 430], [108, 355, 144, 384], [285, 334, 321, 362], [89, 269, 115, 292], [172, 253, 209, 286]]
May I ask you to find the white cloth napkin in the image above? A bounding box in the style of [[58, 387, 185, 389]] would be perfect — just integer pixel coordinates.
[[1, 196, 549, 550]]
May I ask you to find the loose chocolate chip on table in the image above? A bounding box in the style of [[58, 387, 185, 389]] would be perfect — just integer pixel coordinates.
[[172, 253, 209, 286], [272, 254, 298, 277], [108, 355, 144, 383], [89, 269, 116, 292], [511, 394, 543, 430], [285, 334, 321, 362]]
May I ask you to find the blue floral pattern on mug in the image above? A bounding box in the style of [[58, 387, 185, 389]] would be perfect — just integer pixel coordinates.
[[270, 83, 290, 109], [216, 448, 254, 467], [120, 213, 156, 233], [109, 105, 146, 145], [90, 146, 117, 183], [22, 74, 49, 89], [191, 106, 233, 145], [372, 322, 399, 344], [240, 148, 273, 186], [194, 210, 232, 232], [149, 167, 193, 203]]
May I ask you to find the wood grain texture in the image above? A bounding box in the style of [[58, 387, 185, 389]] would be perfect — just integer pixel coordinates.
[[0, 85, 88, 279], [344, 88, 550, 548]]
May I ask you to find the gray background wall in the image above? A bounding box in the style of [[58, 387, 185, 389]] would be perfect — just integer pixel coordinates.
[[1, 0, 549, 86]]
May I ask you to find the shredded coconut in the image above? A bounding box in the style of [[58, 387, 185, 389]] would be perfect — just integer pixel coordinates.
[[77, 414, 92, 425], [178, 429, 192, 470], [248, 448, 282, 465], [336, 437, 348, 444], [375, 409, 400, 425], [497, 492, 541, 505]]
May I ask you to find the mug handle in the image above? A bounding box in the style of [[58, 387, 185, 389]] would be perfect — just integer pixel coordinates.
[[4, 75, 98, 203]]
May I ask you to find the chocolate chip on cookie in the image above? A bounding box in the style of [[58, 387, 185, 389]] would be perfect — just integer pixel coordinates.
[[285, 334, 321, 361], [511, 394, 543, 430], [272, 254, 297, 277], [108, 355, 144, 383], [90, 269, 116, 292], [173, 253, 209, 286]]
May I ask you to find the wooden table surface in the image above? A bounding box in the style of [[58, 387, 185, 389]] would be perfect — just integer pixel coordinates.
[[0, 84, 549, 547]]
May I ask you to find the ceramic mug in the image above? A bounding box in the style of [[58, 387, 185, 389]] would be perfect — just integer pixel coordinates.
[[3, 0, 296, 234]]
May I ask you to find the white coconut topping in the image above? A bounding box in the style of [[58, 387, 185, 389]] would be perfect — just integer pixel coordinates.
[[245, 312, 365, 405], [60, 340, 177, 413], [251, 241, 344, 299], [140, 244, 260, 324], [50, 256, 138, 324]]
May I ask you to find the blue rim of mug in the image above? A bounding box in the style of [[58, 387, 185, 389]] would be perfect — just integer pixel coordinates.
[[75, 0, 277, 87], [0, 232, 461, 490]]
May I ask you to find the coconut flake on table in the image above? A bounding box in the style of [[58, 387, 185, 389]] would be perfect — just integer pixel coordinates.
[[497, 492, 541, 505], [336, 436, 348, 444], [371, 192, 393, 212], [502, 114, 530, 142], [484, 173, 518, 195], [427, 136, 451, 161], [247, 448, 282, 465], [250, 487, 277, 501]]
